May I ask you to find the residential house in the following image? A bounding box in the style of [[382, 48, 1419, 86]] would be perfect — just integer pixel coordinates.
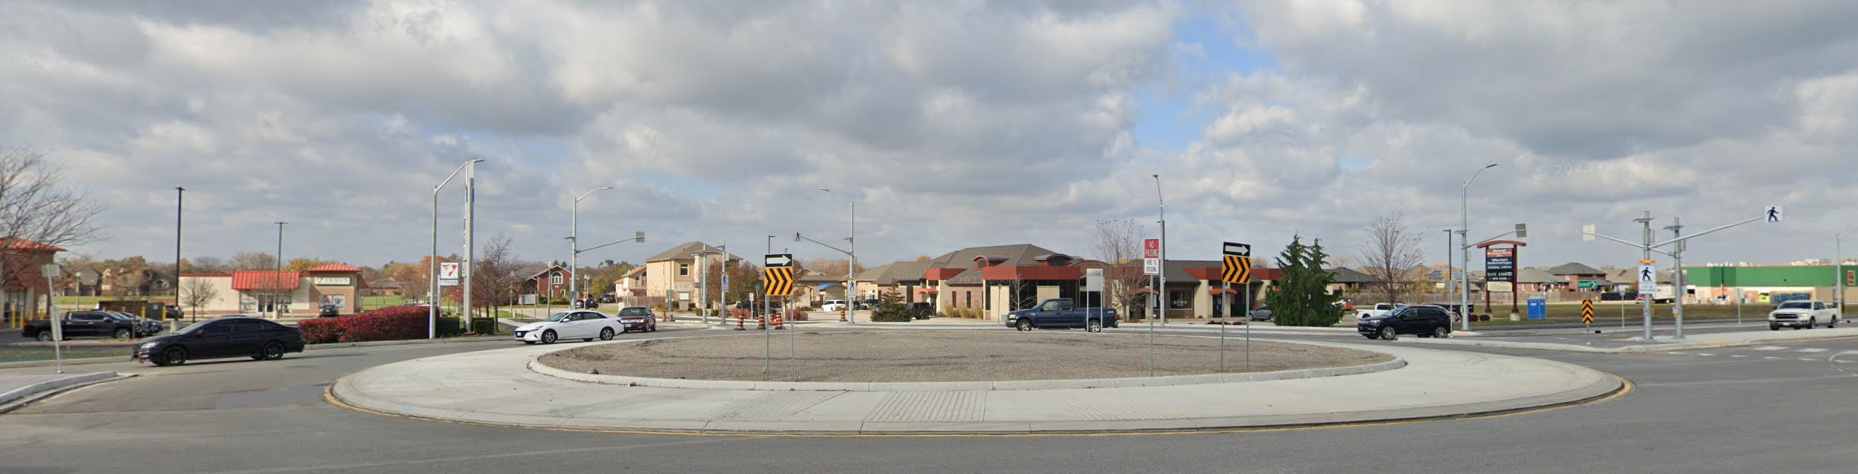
[[515, 262, 570, 304], [641, 242, 741, 312], [1545, 262, 1608, 291], [613, 266, 648, 306], [1515, 267, 1561, 293], [1326, 267, 1375, 296], [63, 266, 102, 296], [1, 238, 64, 319]]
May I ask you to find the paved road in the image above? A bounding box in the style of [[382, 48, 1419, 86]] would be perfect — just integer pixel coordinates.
[[3, 326, 1856, 474]]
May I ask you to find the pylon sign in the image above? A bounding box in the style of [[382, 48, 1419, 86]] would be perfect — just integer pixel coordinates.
[[1221, 242, 1252, 285], [1581, 299, 1595, 325], [764, 254, 794, 298]]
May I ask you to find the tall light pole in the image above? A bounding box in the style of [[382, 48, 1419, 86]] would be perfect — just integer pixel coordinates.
[[569, 186, 613, 303], [1152, 174, 1167, 325], [430, 159, 482, 339], [173, 187, 183, 332], [818, 187, 856, 324], [274, 221, 287, 319], [1461, 163, 1497, 331], [1837, 229, 1856, 319], [1443, 229, 1453, 308]]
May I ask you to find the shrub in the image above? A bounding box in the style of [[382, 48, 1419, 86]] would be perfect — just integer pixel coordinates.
[[297, 318, 342, 344], [338, 305, 432, 343], [869, 292, 912, 323], [941, 306, 960, 318]]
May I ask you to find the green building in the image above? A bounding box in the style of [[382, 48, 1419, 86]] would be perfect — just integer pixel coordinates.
[[1685, 265, 1853, 303]]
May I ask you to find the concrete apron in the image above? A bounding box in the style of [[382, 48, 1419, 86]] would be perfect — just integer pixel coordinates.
[[332, 333, 1622, 435]]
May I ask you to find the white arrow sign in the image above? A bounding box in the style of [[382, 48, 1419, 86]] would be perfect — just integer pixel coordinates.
[[1223, 242, 1251, 257], [764, 254, 793, 267]]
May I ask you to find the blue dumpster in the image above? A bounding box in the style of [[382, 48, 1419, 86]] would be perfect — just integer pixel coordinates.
[[1526, 298, 1547, 320]]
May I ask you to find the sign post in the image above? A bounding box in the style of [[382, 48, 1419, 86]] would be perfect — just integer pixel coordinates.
[[765, 254, 797, 382], [438, 262, 460, 287], [1144, 238, 1159, 376], [1222, 242, 1252, 372], [42, 264, 62, 373], [1085, 269, 1104, 334]]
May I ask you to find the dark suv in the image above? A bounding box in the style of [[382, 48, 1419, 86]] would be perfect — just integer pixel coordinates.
[[1357, 305, 1453, 340]]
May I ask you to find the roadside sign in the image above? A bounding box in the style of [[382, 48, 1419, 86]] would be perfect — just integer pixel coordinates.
[[763, 267, 794, 298], [1143, 258, 1160, 276], [764, 254, 793, 268], [1085, 268, 1103, 292], [1637, 264, 1656, 295], [1144, 239, 1160, 259], [1221, 241, 1251, 285], [1581, 299, 1595, 325], [1766, 205, 1783, 224], [1485, 246, 1517, 282], [439, 262, 460, 287]]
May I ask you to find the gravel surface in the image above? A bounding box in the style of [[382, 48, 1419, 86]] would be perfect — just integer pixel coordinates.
[[538, 331, 1392, 382]]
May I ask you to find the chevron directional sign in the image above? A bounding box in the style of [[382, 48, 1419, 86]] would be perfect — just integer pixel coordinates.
[[764, 267, 794, 298], [1221, 242, 1252, 285]]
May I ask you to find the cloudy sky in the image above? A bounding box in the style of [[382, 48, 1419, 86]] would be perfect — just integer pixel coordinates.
[[7, 0, 1858, 272]]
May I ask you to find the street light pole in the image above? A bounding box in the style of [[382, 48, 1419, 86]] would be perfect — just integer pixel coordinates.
[[1838, 230, 1855, 319], [174, 187, 183, 333], [431, 159, 482, 339], [275, 221, 286, 319], [1461, 163, 1496, 331], [1443, 229, 1453, 309], [819, 188, 856, 324], [569, 187, 613, 304], [1153, 174, 1166, 326], [463, 162, 477, 323]]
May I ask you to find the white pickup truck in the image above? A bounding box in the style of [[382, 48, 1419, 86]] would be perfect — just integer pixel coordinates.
[[1768, 300, 1839, 330], [1356, 303, 1406, 321]]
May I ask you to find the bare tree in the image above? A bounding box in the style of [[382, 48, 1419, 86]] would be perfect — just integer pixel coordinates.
[[1090, 219, 1147, 318], [473, 234, 519, 320], [188, 256, 230, 274], [230, 251, 279, 271], [0, 149, 106, 313], [179, 277, 219, 322], [1360, 213, 1426, 304]]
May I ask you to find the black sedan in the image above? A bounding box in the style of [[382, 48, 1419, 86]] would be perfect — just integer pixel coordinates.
[[615, 306, 657, 332], [133, 316, 306, 366]]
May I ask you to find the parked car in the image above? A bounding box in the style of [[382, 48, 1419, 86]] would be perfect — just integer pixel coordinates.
[[22, 311, 144, 341], [133, 316, 306, 366], [102, 311, 164, 337], [1005, 298, 1120, 332], [1355, 302, 1405, 321], [598, 293, 617, 304], [854, 298, 879, 310], [319, 304, 341, 318], [820, 300, 849, 312], [513, 311, 623, 344], [614, 306, 657, 333], [906, 302, 935, 320], [1357, 305, 1454, 340], [1247, 305, 1274, 322], [1769, 300, 1839, 330], [95, 300, 181, 321]]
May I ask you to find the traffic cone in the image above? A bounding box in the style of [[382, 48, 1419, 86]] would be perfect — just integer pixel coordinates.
[[758, 315, 767, 330], [774, 312, 785, 330], [736, 315, 745, 330], [840, 309, 848, 322]]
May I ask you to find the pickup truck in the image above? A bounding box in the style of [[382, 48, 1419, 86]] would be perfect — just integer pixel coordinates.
[[1769, 300, 1839, 330], [22, 311, 145, 341], [1005, 298, 1119, 332], [1355, 303, 1405, 321]]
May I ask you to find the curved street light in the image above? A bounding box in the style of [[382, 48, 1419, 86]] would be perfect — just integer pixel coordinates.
[[569, 186, 615, 300], [431, 159, 483, 339], [1461, 163, 1497, 331]]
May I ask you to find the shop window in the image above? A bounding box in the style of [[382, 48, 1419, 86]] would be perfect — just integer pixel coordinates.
[[1170, 290, 1189, 309]]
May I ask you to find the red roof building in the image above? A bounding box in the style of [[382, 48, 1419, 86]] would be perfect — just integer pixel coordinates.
[[231, 271, 302, 291]]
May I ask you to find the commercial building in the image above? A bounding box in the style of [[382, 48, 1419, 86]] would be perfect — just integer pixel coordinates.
[[178, 263, 366, 316]]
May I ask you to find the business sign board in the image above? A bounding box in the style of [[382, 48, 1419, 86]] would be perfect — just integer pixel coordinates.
[[1484, 246, 1517, 282], [439, 262, 460, 287]]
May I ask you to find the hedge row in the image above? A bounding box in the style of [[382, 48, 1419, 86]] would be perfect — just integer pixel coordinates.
[[297, 306, 498, 344]]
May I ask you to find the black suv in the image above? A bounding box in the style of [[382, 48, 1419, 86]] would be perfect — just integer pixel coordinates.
[[319, 305, 341, 318], [1357, 305, 1453, 340]]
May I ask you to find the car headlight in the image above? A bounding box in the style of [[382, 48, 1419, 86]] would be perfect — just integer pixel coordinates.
[[139, 342, 160, 349]]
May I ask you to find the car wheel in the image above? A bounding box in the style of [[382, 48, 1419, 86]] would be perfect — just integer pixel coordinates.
[[35, 331, 53, 342], [1380, 327, 1397, 341], [162, 347, 188, 366], [1433, 326, 1450, 338], [599, 327, 615, 341], [541, 330, 558, 344], [114, 328, 133, 340], [1364, 333, 1380, 340], [650, 323, 657, 332], [1770, 325, 1780, 331], [1808, 317, 1816, 329], [1017, 319, 1033, 331], [1087, 319, 1102, 333], [1830, 318, 1838, 328], [261, 341, 286, 360]]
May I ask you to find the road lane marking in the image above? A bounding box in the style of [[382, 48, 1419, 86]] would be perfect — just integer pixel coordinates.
[[1764, 356, 1782, 360], [1731, 355, 1747, 358], [1756, 346, 1788, 351], [1696, 353, 1715, 356], [1798, 348, 1829, 353], [1801, 357, 1818, 361]]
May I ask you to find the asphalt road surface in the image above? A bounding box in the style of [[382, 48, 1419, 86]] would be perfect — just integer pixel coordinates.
[[3, 327, 1856, 474]]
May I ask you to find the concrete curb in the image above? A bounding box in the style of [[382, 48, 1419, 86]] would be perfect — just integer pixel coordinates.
[[0, 356, 124, 370], [303, 335, 508, 350], [528, 348, 1407, 391], [1424, 328, 1858, 353], [0, 372, 120, 407]]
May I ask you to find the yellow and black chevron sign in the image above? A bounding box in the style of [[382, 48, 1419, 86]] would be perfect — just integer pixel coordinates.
[[763, 267, 794, 298], [1580, 299, 1595, 325], [1222, 255, 1251, 285]]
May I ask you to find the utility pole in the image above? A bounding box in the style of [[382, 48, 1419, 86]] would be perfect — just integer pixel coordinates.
[[1443, 229, 1453, 308], [1153, 174, 1166, 326], [1635, 212, 1655, 341], [1665, 217, 1687, 339], [275, 221, 286, 319], [463, 164, 476, 322], [174, 187, 183, 333]]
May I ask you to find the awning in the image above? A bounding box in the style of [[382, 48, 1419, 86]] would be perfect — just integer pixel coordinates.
[[815, 284, 835, 290], [1208, 287, 1238, 295]]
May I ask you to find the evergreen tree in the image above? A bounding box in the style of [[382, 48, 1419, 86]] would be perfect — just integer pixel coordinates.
[[1266, 235, 1342, 327]]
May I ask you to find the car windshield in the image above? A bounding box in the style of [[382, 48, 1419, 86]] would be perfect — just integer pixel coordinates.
[[546, 312, 574, 322], [1778, 302, 1812, 309], [176, 320, 220, 334], [619, 308, 648, 316]]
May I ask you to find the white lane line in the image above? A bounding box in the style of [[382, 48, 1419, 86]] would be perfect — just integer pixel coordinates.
[[1731, 355, 1748, 358], [1798, 348, 1829, 353], [1765, 356, 1782, 360], [1667, 352, 1684, 355], [1801, 357, 1819, 361], [1697, 353, 1715, 356], [1756, 346, 1788, 351]]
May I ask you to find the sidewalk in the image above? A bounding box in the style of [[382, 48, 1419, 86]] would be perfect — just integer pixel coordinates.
[[0, 371, 121, 411], [333, 336, 1620, 435], [1427, 327, 1858, 353]]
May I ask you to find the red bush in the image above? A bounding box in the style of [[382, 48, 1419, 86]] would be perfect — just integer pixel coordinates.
[[297, 318, 342, 344], [335, 306, 432, 343]]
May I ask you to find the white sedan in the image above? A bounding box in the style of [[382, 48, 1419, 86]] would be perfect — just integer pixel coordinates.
[[514, 311, 623, 344]]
